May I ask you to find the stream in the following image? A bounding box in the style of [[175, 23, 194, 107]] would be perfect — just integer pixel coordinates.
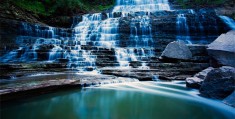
[[1, 81, 235, 119]]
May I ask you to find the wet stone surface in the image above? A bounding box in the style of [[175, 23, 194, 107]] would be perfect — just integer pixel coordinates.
[[0, 71, 138, 101]]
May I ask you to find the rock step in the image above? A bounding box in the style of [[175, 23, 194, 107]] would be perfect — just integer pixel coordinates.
[[96, 63, 120, 67], [100, 68, 203, 81], [147, 62, 209, 68], [97, 62, 209, 70]]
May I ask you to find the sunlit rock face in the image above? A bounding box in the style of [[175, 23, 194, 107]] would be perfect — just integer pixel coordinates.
[[207, 31, 235, 67]]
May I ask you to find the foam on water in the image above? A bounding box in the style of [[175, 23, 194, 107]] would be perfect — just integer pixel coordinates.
[[176, 14, 191, 43], [219, 16, 235, 30], [114, 0, 170, 12], [88, 81, 235, 117]]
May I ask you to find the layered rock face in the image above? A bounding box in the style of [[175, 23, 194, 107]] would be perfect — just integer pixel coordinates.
[[0, 0, 234, 74]]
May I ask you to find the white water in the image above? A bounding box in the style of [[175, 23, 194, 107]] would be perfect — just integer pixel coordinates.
[[88, 81, 235, 118], [112, 0, 161, 68], [219, 16, 235, 30], [176, 14, 191, 44], [114, 0, 170, 12], [1, 0, 235, 71]]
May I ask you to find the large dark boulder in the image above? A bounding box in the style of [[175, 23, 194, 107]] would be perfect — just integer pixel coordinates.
[[199, 66, 235, 99], [186, 67, 214, 89], [207, 31, 235, 67], [160, 41, 192, 60]]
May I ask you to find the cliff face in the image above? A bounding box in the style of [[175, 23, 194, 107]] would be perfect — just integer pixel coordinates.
[[0, 0, 234, 53], [169, 0, 235, 19], [215, 3, 235, 19], [0, 1, 40, 53], [1, 0, 234, 28]]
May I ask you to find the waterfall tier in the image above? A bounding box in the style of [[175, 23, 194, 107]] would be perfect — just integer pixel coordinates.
[[114, 0, 170, 12], [0, 0, 234, 71]]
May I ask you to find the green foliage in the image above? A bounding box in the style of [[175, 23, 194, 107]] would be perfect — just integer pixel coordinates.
[[10, 0, 115, 16], [12, 0, 52, 16]]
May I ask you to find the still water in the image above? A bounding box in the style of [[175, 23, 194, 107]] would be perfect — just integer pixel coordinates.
[[1, 81, 235, 119]]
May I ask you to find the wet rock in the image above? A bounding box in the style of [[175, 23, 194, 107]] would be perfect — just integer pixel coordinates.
[[188, 45, 208, 56], [0, 72, 139, 102], [0, 64, 25, 70], [207, 31, 235, 67], [57, 58, 69, 63], [199, 66, 235, 99], [186, 67, 214, 89], [160, 41, 192, 60], [45, 63, 67, 69], [223, 90, 235, 108]]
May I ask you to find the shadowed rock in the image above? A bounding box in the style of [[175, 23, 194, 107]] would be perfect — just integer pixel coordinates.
[[186, 67, 214, 89], [199, 66, 235, 99]]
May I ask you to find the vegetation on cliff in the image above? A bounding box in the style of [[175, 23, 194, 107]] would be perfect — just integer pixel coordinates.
[[174, 0, 235, 19], [1, 0, 234, 27], [9, 0, 115, 16]]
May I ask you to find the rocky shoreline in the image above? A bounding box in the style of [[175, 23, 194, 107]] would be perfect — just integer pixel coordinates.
[[0, 31, 234, 108], [0, 71, 138, 102]]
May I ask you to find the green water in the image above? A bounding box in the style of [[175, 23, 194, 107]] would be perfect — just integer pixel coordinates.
[[1, 81, 235, 119]]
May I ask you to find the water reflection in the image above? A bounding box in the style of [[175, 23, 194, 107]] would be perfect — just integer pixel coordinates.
[[1, 82, 235, 119]]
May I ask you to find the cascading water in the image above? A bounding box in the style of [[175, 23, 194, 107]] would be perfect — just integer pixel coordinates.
[[114, 0, 170, 13], [1, 0, 234, 71], [219, 16, 235, 30], [130, 15, 153, 47], [98, 15, 120, 48], [176, 14, 191, 44], [111, 0, 169, 68]]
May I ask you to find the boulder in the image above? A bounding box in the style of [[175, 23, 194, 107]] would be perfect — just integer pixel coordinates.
[[160, 41, 192, 60], [199, 66, 235, 99], [223, 90, 235, 107], [186, 67, 214, 89], [207, 31, 235, 67]]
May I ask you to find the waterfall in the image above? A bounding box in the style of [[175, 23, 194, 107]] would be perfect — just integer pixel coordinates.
[[130, 15, 153, 47], [0, 0, 231, 72], [176, 14, 191, 44], [112, 0, 164, 68], [98, 15, 120, 48], [114, 0, 170, 12], [219, 16, 235, 30]]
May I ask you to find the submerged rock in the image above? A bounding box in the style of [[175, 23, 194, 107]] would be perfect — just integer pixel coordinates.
[[186, 67, 214, 89], [199, 66, 235, 99], [223, 90, 235, 108], [160, 41, 192, 60], [207, 30, 235, 67]]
